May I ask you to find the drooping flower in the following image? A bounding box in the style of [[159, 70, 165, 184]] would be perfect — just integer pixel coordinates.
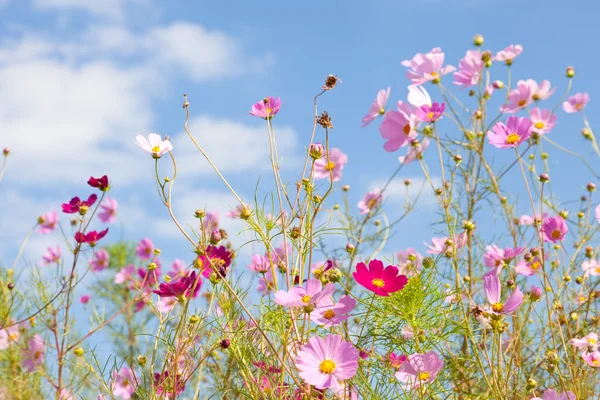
[[88, 175, 110, 192], [296, 334, 359, 392], [399, 138, 430, 165], [226, 203, 251, 219], [526, 79, 556, 101], [90, 249, 110, 272], [136, 238, 154, 260], [562, 92, 590, 113], [570, 333, 598, 351], [483, 245, 525, 270], [153, 271, 201, 301], [483, 272, 523, 314], [41, 245, 62, 266], [395, 351, 444, 389], [313, 148, 348, 182], [249, 96, 282, 120], [362, 87, 390, 127], [532, 389, 576, 400], [583, 259, 600, 277], [529, 108, 557, 136], [358, 189, 383, 215], [401, 48, 456, 85], [494, 44, 523, 64], [310, 296, 356, 327], [487, 116, 532, 149], [582, 350, 600, 367], [501, 81, 532, 114], [196, 245, 232, 279], [111, 367, 137, 399], [379, 102, 419, 152], [80, 295, 90, 304], [37, 211, 59, 234], [541, 216, 568, 243], [274, 279, 335, 308], [75, 229, 108, 246], [98, 197, 118, 224], [453, 50, 484, 89], [62, 194, 98, 214], [135, 133, 173, 159], [353, 259, 407, 297], [22, 334, 45, 372]]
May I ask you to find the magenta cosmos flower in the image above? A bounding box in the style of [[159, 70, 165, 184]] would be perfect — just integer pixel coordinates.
[[563, 92, 590, 113], [353, 259, 407, 297], [570, 332, 598, 351], [542, 216, 568, 243], [136, 238, 154, 260], [22, 334, 45, 372], [494, 44, 523, 64], [310, 295, 356, 328], [98, 197, 118, 224], [90, 249, 109, 272], [37, 211, 59, 234], [274, 278, 334, 308], [135, 133, 173, 159], [313, 148, 348, 182], [582, 350, 600, 367], [88, 175, 110, 192], [296, 334, 358, 392], [41, 245, 61, 266], [399, 138, 430, 165], [362, 87, 390, 127], [583, 259, 600, 277], [358, 189, 383, 215], [379, 101, 419, 152], [501, 81, 532, 114], [388, 353, 407, 369], [401, 48, 455, 85], [395, 351, 444, 389], [111, 367, 137, 399], [453, 50, 484, 89], [62, 194, 98, 214], [80, 295, 90, 304], [483, 272, 523, 314], [529, 108, 557, 136], [196, 245, 232, 279], [487, 116, 532, 149], [75, 228, 108, 246], [249, 96, 282, 120], [154, 271, 201, 301], [532, 389, 576, 400]]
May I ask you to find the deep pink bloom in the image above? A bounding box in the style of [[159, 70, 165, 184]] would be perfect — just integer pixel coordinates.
[[396, 248, 423, 276], [274, 279, 335, 308], [296, 334, 358, 392], [529, 108, 557, 136], [136, 238, 154, 260], [98, 197, 118, 224], [379, 102, 419, 152], [542, 216, 568, 243], [111, 367, 137, 399], [483, 245, 525, 269], [22, 334, 45, 372], [453, 50, 484, 89], [515, 255, 546, 277], [483, 272, 523, 314], [395, 351, 444, 389], [153, 271, 201, 301], [532, 389, 576, 400], [424, 233, 467, 255], [487, 116, 532, 149], [362, 87, 390, 127], [353, 259, 407, 297], [197, 245, 232, 279], [38, 211, 59, 234], [501, 81, 532, 113], [582, 350, 600, 367], [399, 138, 430, 165], [249, 96, 282, 120], [62, 194, 98, 214], [416, 102, 445, 122], [570, 333, 598, 350], [310, 295, 356, 327], [527, 79, 555, 101], [358, 189, 383, 215], [88, 175, 110, 192], [313, 148, 348, 181], [401, 48, 455, 85], [75, 228, 108, 246], [41, 245, 61, 266], [135, 133, 173, 159], [494, 44, 523, 64], [583, 259, 600, 277], [80, 295, 90, 304], [563, 92, 590, 113], [388, 353, 407, 369], [90, 249, 109, 272], [153, 371, 185, 397], [115, 265, 136, 284]]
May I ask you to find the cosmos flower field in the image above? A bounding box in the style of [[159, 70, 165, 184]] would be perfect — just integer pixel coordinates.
[[1, 35, 600, 399]]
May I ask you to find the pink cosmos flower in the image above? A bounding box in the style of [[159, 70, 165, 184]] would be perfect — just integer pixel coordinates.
[[196, 245, 232, 279], [518, 212, 548, 225], [201, 211, 219, 233], [136, 238, 154, 260], [424, 233, 467, 255], [399, 138, 430, 165], [501, 81, 532, 114], [257, 269, 275, 294], [22, 334, 45, 372], [249, 96, 282, 120], [396, 248, 423, 276], [353, 259, 407, 297], [153, 371, 185, 397], [563, 92, 590, 113], [80, 295, 90, 304], [362, 87, 390, 127], [532, 389, 576, 400], [135, 133, 173, 159], [75, 229, 108, 246], [483, 272, 523, 314], [487, 116, 532, 149], [379, 102, 419, 152], [529, 108, 557, 136], [515, 255, 545, 277], [98, 197, 118, 224], [115, 265, 136, 284], [41, 245, 62, 266], [226, 203, 251, 219], [401, 48, 455, 85], [58, 389, 73, 400], [153, 271, 201, 301], [483, 245, 525, 269], [583, 259, 600, 277], [453, 50, 484, 89], [38, 211, 59, 234], [167, 259, 187, 280], [111, 367, 137, 399], [526, 79, 555, 101], [388, 353, 407, 369], [494, 44, 523, 64], [582, 350, 600, 367], [596, 204, 600, 223], [542, 216, 568, 243], [156, 296, 177, 314], [570, 333, 598, 351], [310, 295, 356, 327], [313, 148, 348, 181], [274, 279, 334, 308], [249, 254, 270, 274], [88, 175, 110, 192], [0, 324, 20, 349], [416, 103, 445, 123], [358, 189, 383, 215], [296, 334, 358, 392], [395, 351, 444, 389], [90, 249, 109, 272], [62, 194, 98, 214], [401, 326, 415, 339]]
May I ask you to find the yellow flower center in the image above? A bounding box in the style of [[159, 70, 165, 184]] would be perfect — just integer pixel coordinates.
[[367, 198, 378, 209], [427, 112, 435, 120], [151, 145, 161, 153], [506, 133, 520, 144], [551, 229, 562, 240], [530, 261, 541, 270], [594, 359, 599, 366], [301, 295, 312, 304], [589, 338, 597, 345], [575, 103, 583, 110], [595, 267, 600, 274], [325, 161, 336, 171], [323, 310, 336, 320], [378, 108, 385, 115], [517, 99, 527, 107], [266, 107, 273, 115], [579, 296, 587, 303], [9, 333, 17, 340], [491, 302, 504, 313], [430, 72, 439, 77], [532, 93, 541, 101], [418, 371, 430, 381], [534, 122, 545, 129], [319, 360, 336, 374], [371, 278, 385, 288], [403, 124, 411, 135]]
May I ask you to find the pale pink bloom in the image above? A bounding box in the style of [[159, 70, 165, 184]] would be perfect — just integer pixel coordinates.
[[136, 238, 154, 260], [483, 245, 525, 269], [310, 295, 356, 328], [398, 138, 430, 165], [529, 108, 557, 136], [80, 295, 90, 304], [38, 211, 59, 234], [570, 332, 598, 351], [396, 248, 423, 276], [424, 233, 466, 255], [453, 50, 484, 89], [526, 79, 555, 101], [358, 189, 383, 215], [542, 216, 568, 243], [483, 272, 523, 314], [167, 259, 187, 280], [362, 87, 390, 127], [98, 197, 118, 224], [515, 256, 545, 277], [0, 325, 20, 349], [313, 148, 348, 182], [494, 44, 523, 64], [401, 48, 456, 85], [226, 204, 251, 219], [90, 249, 110, 272], [257, 269, 275, 294], [22, 334, 45, 372], [563, 92, 590, 113], [201, 212, 219, 233], [249, 96, 282, 120], [532, 389, 576, 400], [41, 245, 62, 266], [401, 326, 415, 340], [111, 367, 137, 399], [379, 101, 420, 152], [501, 81, 532, 113], [115, 265, 136, 284], [583, 259, 600, 277], [406, 85, 432, 108], [135, 133, 173, 158], [582, 350, 600, 367], [518, 212, 548, 225], [395, 351, 444, 389], [156, 296, 177, 314], [274, 279, 334, 308]]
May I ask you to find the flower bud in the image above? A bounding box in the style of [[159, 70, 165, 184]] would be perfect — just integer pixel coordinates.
[[453, 154, 463, 163], [462, 220, 476, 231], [463, 275, 471, 283], [422, 125, 433, 136], [309, 143, 325, 160], [582, 128, 592, 139], [2, 148, 9, 157], [506, 279, 515, 288], [473, 34, 484, 46], [137, 356, 147, 366], [74, 347, 84, 357], [324, 268, 342, 283], [153, 248, 161, 255], [422, 257, 434, 269], [7, 283, 14, 290], [524, 253, 532, 262], [194, 209, 206, 219], [468, 89, 475, 97], [404, 179, 411, 186], [575, 276, 583, 285], [492, 80, 504, 89], [570, 312, 578, 320], [540, 152, 548, 160], [189, 315, 200, 324], [345, 244, 355, 254], [530, 247, 539, 256], [577, 211, 585, 219], [481, 50, 492, 63], [164, 177, 170, 182], [539, 173, 550, 183], [530, 286, 542, 301], [526, 378, 537, 390], [563, 275, 571, 282], [559, 210, 569, 219], [342, 185, 350, 192], [240, 207, 252, 220], [474, 110, 482, 119], [220, 338, 231, 349], [209, 230, 222, 245], [312, 195, 322, 204], [410, 139, 420, 147], [435, 188, 443, 196], [587, 182, 596, 192], [148, 262, 158, 271], [566, 66, 575, 78], [333, 204, 340, 210]]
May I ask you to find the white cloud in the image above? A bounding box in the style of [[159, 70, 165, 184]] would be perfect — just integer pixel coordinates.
[[32, 0, 151, 21]]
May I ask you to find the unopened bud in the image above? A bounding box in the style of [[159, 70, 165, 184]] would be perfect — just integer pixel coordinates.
[[566, 66, 575, 78], [74, 347, 84, 357], [563, 275, 571, 282], [530, 286, 542, 301], [422, 125, 433, 136], [453, 154, 463, 163], [539, 173, 550, 183], [189, 315, 200, 324], [209, 230, 222, 245], [526, 378, 537, 390], [7, 283, 14, 290], [575, 276, 583, 285], [290, 226, 301, 239], [422, 257, 434, 269], [2, 148, 9, 157], [137, 356, 147, 366], [410, 139, 420, 147], [194, 209, 206, 219], [492, 80, 504, 89], [473, 34, 484, 46], [342, 185, 350, 192], [309, 143, 325, 160], [506, 279, 515, 288], [541, 152, 548, 160], [312, 195, 322, 204], [345, 244, 355, 253], [463, 275, 471, 282], [559, 210, 569, 219], [404, 179, 411, 186], [462, 220, 476, 231], [148, 262, 158, 271], [587, 182, 596, 192], [582, 128, 592, 139], [220, 338, 231, 349], [153, 248, 161, 255], [577, 211, 585, 219]]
